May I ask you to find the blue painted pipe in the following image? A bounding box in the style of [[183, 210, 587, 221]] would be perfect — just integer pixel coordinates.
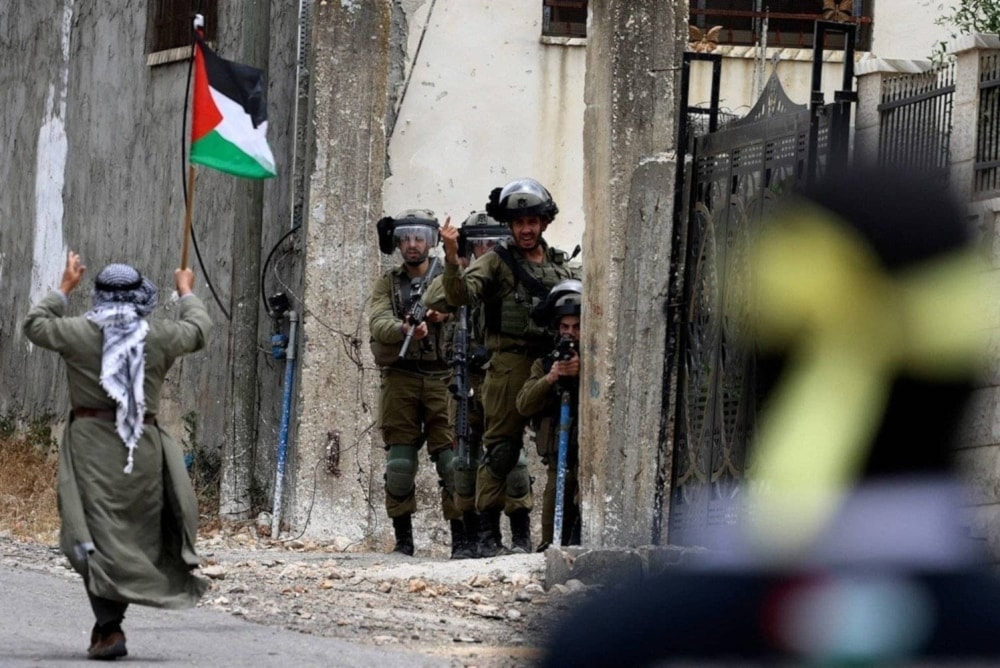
[[553, 389, 572, 547], [271, 310, 298, 538]]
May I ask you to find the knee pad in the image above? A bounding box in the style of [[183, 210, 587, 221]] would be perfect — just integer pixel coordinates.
[[384, 445, 418, 498], [506, 460, 532, 499], [483, 440, 521, 480], [432, 448, 456, 494]]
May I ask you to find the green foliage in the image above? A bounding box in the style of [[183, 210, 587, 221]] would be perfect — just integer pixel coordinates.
[[0, 414, 16, 439], [0, 412, 58, 452], [938, 0, 1000, 35], [930, 0, 1000, 63]]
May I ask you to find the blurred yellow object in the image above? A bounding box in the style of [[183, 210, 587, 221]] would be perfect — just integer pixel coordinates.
[[745, 204, 993, 558]]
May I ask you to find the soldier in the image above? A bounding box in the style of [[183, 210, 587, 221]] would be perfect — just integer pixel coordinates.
[[516, 279, 583, 551], [437, 212, 518, 557], [368, 210, 461, 556], [440, 178, 580, 555]]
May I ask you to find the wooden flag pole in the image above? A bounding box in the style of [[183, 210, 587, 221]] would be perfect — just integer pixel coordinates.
[[181, 164, 196, 270]]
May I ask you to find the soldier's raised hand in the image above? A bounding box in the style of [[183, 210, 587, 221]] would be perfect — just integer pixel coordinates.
[[440, 215, 460, 265]]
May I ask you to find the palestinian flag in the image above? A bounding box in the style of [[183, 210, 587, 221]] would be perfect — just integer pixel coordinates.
[[191, 36, 277, 179]]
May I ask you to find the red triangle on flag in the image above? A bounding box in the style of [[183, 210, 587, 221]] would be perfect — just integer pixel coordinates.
[[192, 40, 223, 143]]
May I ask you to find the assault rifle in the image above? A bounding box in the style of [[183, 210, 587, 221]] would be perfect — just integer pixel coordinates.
[[554, 335, 578, 363], [450, 306, 473, 470], [398, 256, 442, 358]]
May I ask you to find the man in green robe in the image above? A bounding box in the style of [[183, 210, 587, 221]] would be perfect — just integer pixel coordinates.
[[23, 251, 212, 660]]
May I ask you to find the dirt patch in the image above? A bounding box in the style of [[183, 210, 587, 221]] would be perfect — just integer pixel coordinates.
[[0, 426, 59, 542]]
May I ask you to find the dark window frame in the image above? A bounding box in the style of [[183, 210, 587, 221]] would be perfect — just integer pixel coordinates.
[[689, 0, 873, 51], [543, 0, 587, 39], [147, 0, 219, 55]]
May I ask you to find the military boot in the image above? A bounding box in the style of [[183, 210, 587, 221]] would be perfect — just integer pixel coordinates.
[[449, 519, 475, 559], [477, 508, 504, 557], [509, 509, 532, 553], [462, 510, 481, 558], [391, 514, 414, 556]]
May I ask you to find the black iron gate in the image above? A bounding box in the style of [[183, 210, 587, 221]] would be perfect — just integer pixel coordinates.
[[665, 23, 855, 548]]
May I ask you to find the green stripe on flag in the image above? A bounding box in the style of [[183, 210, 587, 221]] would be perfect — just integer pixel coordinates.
[[191, 130, 276, 180]]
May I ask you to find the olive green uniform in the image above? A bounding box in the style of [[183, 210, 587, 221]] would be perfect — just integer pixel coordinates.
[[517, 355, 580, 547], [442, 239, 578, 512], [368, 264, 459, 520]]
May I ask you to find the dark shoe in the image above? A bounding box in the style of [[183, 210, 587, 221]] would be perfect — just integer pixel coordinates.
[[87, 623, 127, 660], [391, 514, 414, 556], [509, 509, 532, 553], [477, 508, 504, 557], [88, 623, 100, 653], [461, 510, 481, 559], [450, 519, 476, 559]]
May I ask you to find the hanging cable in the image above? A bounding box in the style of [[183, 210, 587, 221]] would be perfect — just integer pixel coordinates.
[[260, 224, 301, 317], [385, 0, 438, 143]]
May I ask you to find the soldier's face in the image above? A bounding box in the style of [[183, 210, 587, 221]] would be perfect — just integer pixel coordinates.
[[399, 235, 429, 264], [510, 216, 548, 250], [559, 315, 580, 341]]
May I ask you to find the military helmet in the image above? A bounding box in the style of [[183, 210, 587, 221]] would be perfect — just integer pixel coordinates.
[[485, 178, 559, 223], [549, 279, 582, 321], [376, 208, 439, 255], [459, 210, 511, 258], [531, 278, 582, 328]]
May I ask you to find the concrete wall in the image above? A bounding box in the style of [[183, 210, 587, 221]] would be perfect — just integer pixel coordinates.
[[288, 0, 390, 548], [873, 0, 958, 60], [1, 1, 300, 511], [579, 0, 685, 547]]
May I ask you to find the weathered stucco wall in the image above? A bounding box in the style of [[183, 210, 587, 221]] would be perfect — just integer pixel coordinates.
[[383, 0, 587, 254], [580, 0, 685, 547], [1, 1, 299, 511]]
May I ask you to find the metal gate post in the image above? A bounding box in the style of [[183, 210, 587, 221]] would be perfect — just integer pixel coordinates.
[[808, 20, 858, 185]]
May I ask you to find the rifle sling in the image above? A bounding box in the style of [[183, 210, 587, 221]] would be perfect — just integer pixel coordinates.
[[493, 245, 550, 300]]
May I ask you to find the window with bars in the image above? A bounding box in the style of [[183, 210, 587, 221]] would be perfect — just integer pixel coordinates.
[[147, 0, 218, 54], [543, 0, 587, 39], [689, 0, 872, 51]]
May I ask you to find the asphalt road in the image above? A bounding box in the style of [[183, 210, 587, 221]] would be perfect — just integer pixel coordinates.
[[0, 566, 450, 667]]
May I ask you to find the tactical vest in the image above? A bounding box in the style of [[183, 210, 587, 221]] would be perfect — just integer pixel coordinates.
[[371, 266, 448, 370], [485, 240, 576, 345]]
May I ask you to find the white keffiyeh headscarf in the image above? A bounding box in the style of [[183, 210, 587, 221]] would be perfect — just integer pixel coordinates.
[[85, 264, 158, 474]]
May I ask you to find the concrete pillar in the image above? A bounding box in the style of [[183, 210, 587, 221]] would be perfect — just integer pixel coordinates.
[[289, 1, 390, 546], [949, 34, 1000, 201], [579, 0, 686, 547]]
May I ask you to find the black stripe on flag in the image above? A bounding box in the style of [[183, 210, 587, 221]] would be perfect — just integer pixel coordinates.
[[197, 36, 269, 129]]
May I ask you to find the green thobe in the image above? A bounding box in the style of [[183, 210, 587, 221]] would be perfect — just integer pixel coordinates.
[[23, 290, 212, 609]]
